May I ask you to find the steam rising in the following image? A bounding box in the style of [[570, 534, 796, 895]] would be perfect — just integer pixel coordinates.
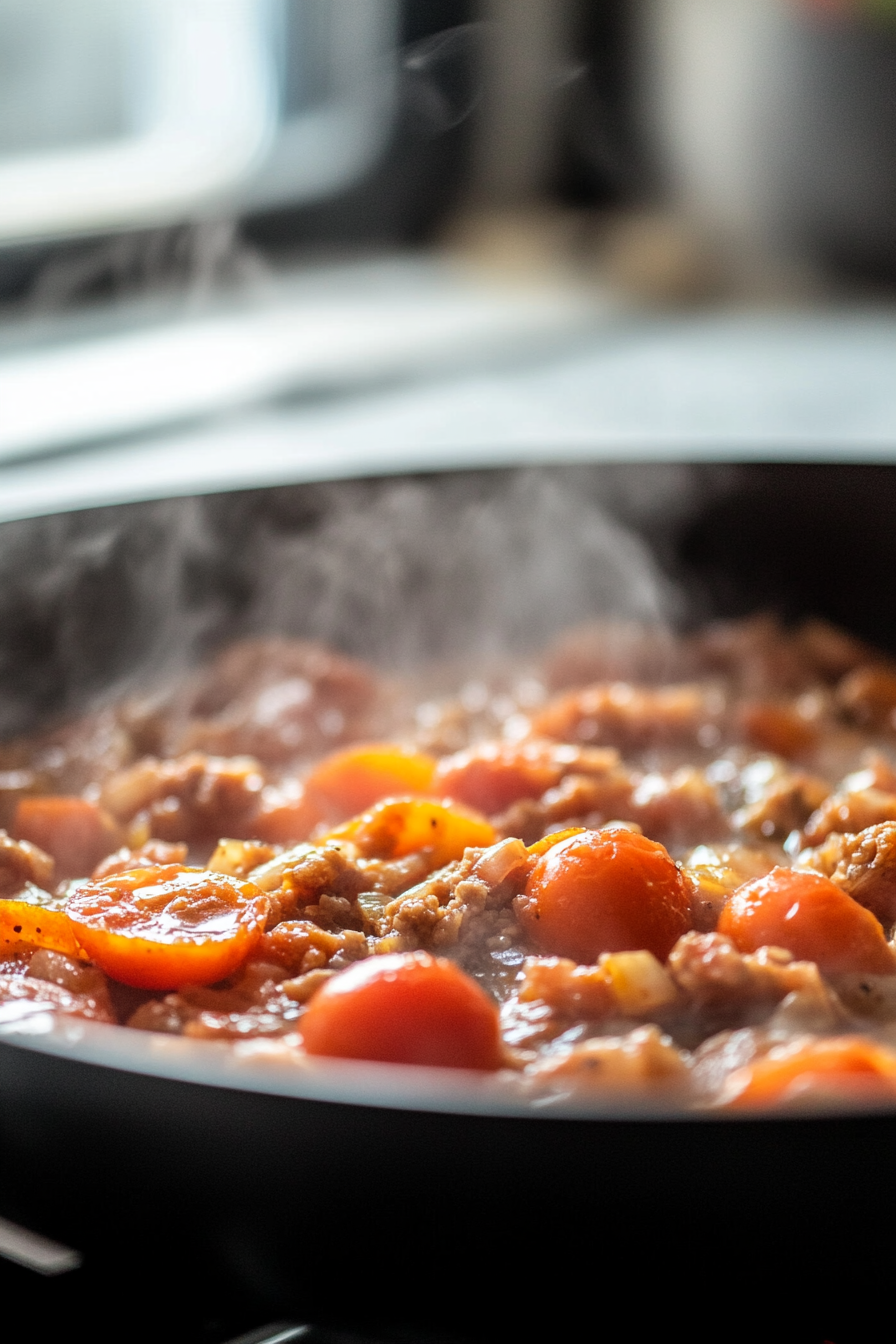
[[0, 466, 701, 739]]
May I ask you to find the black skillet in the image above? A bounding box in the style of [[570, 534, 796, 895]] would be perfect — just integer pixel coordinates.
[[0, 464, 894, 1344]]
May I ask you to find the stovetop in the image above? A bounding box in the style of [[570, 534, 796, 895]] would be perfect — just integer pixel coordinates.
[[0, 1213, 479, 1344]]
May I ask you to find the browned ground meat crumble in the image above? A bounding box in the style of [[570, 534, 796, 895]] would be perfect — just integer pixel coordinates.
[[6, 614, 896, 1108]]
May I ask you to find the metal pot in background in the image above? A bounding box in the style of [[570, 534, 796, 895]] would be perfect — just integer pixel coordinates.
[[636, 0, 896, 287]]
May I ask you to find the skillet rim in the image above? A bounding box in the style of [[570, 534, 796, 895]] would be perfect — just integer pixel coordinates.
[[2, 1005, 896, 1124]]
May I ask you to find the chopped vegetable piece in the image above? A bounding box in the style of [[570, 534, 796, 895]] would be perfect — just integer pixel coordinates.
[[301, 951, 504, 1070], [738, 701, 819, 759], [718, 867, 895, 976], [526, 828, 587, 860], [65, 864, 269, 990], [304, 745, 437, 821], [433, 741, 562, 814], [0, 896, 82, 959], [249, 786, 324, 845], [515, 828, 691, 964], [721, 1036, 896, 1108], [326, 797, 495, 867], [13, 796, 121, 878]]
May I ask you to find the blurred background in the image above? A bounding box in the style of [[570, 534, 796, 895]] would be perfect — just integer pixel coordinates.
[[1, 0, 895, 519]]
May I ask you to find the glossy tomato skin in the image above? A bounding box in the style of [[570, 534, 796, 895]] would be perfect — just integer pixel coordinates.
[[300, 951, 504, 1071], [66, 864, 269, 990], [515, 828, 691, 964], [718, 866, 895, 976]]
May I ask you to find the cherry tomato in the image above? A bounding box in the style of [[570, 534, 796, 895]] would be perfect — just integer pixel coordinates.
[[515, 828, 691, 964], [301, 951, 504, 1070], [13, 796, 120, 878], [66, 864, 269, 990], [434, 741, 562, 815], [304, 745, 437, 822], [718, 867, 895, 976], [722, 1036, 896, 1109]]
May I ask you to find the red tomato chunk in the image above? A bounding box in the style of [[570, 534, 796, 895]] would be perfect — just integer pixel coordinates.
[[516, 828, 691, 964], [301, 952, 504, 1071]]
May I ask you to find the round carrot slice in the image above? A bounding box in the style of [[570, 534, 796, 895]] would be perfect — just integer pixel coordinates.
[[718, 866, 895, 976], [516, 828, 691, 964], [326, 797, 495, 867], [304, 745, 437, 822], [721, 1036, 896, 1109], [0, 898, 82, 960], [301, 951, 504, 1071], [66, 864, 269, 990]]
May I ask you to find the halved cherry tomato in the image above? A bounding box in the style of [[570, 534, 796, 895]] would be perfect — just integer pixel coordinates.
[[301, 951, 504, 1070], [722, 1036, 896, 1109], [0, 898, 82, 959], [65, 864, 269, 990], [13, 796, 121, 878], [326, 797, 495, 867], [718, 867, 895, 976], [434, 741, 562, 815], [304, 745, 437, 823], [515, 828, 691, 964]]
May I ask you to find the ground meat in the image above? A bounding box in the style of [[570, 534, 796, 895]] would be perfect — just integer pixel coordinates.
[[628, 767, 727, 849], [524, 1024, 690, 1093], [667, 932, 842, 1034], [262, 842, 368, 926], [799, 822, 896, 927], [100, 752, 266, 844], [0, 829, 54, 897], [731, 762, 830, 840], [257, 920, 368, 975], [494, 767, 635, 845], [530, 682, 719, 751], [0, 971, 115, 1023], [802, 787, 896, 847], [689, 615, 870, 694]]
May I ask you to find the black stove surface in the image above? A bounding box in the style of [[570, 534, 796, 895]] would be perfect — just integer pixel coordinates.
[[0, 1217, 484, 1344]]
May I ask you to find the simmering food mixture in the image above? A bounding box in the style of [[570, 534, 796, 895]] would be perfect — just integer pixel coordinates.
[[6, 614, 896, 1110]]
